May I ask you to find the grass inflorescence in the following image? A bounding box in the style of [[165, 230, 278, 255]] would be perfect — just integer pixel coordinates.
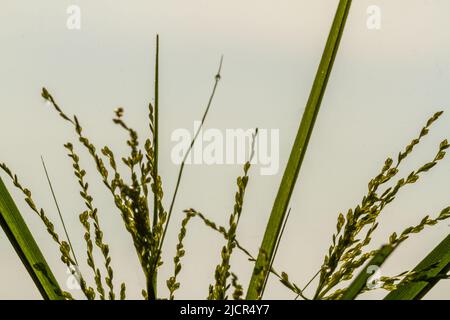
[[0, 25, 449, 299]]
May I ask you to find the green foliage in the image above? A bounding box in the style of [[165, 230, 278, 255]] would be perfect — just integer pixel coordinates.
[[1, 36, 223, 300], [208, 130, 257, 300], [339, 245, 395, 300], [0, 176, 65, 300], [65, 142, 119, 300], [384, 233, 450, 300], [313, 112, 449, 300], [0, 2, 449, 300], [246, 0, 353, 299]]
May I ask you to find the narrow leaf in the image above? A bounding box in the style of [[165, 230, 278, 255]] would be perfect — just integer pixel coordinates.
[[0, 177, 64, 300], [246, 0, 353, 299], [384, 234, 450, 300], [149, 33, 160, 301], [340, 245, 395, 300]]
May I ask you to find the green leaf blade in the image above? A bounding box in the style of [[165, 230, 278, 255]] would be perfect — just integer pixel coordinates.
[[246, 0, 353, 299], [340, 245, 395, 300], [384, 234, 450, 300], [0, 177, 64, 300]]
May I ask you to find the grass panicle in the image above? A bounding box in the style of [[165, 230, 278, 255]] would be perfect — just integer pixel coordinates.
[[38, 40, 224, 300], [1, 28, 449, 301], [0, 162, 95, 299], [181, 207, 306, 299], [313, 111, 449, 300], [65, 142, 119, 300], [0, 175, 66, 300], [231, 273, 244, 300], [208, 129, 257, 300], [384, 233, 450, 300], [166, 209, 195, 299]]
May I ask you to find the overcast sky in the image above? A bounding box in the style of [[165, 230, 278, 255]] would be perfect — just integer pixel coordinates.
[[0, 0, 449, 299]]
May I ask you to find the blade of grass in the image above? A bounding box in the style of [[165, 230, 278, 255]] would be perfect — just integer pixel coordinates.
[[153, 34, 159, 229], [340, 245, 395, 300], [384, 234, 450, 300], [149, 34, 160, 301], [0, 177, 64, 300], [246, 0, 352, 299]]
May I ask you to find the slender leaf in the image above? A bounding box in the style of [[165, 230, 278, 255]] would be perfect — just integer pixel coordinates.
[[41, 156, 79, 266], [0, 177, 64, 300], [246, 0, 353, 299], [340, 245, 395, 300], [153, 34, 160, 228], [149, 33, 160, 300], [384, 234, 450, 300]]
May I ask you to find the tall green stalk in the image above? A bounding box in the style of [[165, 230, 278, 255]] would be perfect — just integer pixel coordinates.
[[149, 34, 160, 300], [246, 0, 353, 299]]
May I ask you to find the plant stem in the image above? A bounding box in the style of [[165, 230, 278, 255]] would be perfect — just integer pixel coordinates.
[[151, 56, 223, 288], [149, 34, 160, 300], [41, 156, 79, 266]]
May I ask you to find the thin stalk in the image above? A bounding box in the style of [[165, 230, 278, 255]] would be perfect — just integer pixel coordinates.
[[295, 269, 321, 300], [152, 56, 223, 282], [41, 156, 79, 266], [149, 34, 160, 301], [153, 34, 159, 228], [261, 208, 291, 296]]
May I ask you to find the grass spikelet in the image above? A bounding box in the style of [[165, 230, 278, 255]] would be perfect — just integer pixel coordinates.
[[314, 111, 449, 300], [166, 210, 195, 299], [0, 162, 95, 299], [2, 30, 449, 301], [389, 206, 450, 247], [208, 129, 257, 300], [42, 87, 160, 298], [65, 142, 117, 300], [231, 272, 244, 300], [0, 163, 75, 265], [183, 207, 305, 299]]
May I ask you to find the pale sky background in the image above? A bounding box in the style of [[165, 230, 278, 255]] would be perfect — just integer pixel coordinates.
[[0, 0, 449, 299]]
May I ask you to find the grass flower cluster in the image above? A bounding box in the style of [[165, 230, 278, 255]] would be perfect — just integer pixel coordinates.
[[0, 1, 449, 300]]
